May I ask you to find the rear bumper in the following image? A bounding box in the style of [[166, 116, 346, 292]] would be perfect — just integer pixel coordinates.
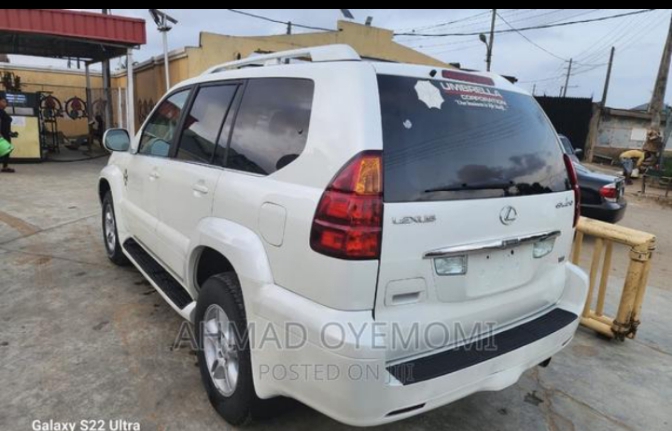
[[250, 263, 588, 426], [581, 200, 627, 224]]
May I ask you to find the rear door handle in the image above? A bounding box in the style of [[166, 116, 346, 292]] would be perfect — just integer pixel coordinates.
[[192, 183, 209, 195], [149, 170, 160, 180]]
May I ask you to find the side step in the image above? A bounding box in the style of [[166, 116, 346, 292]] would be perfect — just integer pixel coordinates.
[[123, 238, 192, 309], [387, 308, 577, 385]]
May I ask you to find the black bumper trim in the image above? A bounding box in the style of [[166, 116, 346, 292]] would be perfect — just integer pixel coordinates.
[[387, 308, 577, 385]]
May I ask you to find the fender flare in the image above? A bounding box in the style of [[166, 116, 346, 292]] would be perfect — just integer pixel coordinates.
[[99, 163, 129, 240], [186, 217, 274, 302]]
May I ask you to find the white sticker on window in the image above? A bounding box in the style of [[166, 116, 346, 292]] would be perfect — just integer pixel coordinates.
[[440, 82, 509, 111], [414, 80, 444, 110]]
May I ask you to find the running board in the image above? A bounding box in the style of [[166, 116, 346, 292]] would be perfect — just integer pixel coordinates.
[[123, 238, 192, 309]]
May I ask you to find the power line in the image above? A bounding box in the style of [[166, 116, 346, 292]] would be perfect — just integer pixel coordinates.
[[225, 9, 334, 32], [430, 42, 484, 55], [394, 9, 656, 37], [398, 10, 492, 33], [397, 9, 547, 44], [536, 9, 602, 27], [505, 9, 573, 27], [519, 75, 567, 84], [573, 13, 645, 61], [412, 38, 481, 50], [398, 9, 564, 42], [570, 9, 666, 72], [496, 12, 569, 61], [617, 11, 671, 54], [575, 12, 653, 64]]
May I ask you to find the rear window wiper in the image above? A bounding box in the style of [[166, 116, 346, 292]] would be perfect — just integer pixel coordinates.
[[424, 181, 516, 194]]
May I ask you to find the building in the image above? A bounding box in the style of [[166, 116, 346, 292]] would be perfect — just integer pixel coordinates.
[[1, 20, 450, 138], [534, 95, 671, 160], [594, 107, 671, 159]]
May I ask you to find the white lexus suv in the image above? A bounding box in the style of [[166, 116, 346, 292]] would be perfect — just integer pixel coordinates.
[[99, 45, 588, 426]]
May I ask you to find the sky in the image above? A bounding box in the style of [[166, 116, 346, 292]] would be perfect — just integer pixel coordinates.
[[8, 9, 672, 110]]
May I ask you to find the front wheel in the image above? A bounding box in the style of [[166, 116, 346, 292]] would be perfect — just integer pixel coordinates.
[[102, 191, 129, 266]]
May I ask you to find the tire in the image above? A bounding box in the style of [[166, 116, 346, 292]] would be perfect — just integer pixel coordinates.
[[195, 273, 260, 426], [102, 191, 129, 266], [195, 273, 293, 425]]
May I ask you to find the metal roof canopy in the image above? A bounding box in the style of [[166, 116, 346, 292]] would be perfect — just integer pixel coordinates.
[[0, 9, 146, 62], [0, 9, 146, 137]]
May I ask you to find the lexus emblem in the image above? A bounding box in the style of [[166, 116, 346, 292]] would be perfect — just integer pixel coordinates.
[[499, 206, 518, 225]]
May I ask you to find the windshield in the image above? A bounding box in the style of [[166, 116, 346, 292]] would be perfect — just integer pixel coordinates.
[[378, 75, 570, 202]]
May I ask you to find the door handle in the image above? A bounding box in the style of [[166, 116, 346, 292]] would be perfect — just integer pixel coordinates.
[[192, 183, 209, 195], [149, 170, 160, 180]]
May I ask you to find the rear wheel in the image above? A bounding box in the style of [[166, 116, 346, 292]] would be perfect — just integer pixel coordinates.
[[102, 192, 129, 266], [196, 273, 293, 424], [196, 273, 260, 426]]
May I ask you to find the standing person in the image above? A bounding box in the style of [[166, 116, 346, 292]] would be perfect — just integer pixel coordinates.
[[0, 96, 16, 173]]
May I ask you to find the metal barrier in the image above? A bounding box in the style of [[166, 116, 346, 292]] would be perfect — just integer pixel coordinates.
[[572, 217, 656, 341]]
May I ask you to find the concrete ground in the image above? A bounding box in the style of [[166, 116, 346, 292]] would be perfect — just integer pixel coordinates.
[[1, 159, 671, 431]]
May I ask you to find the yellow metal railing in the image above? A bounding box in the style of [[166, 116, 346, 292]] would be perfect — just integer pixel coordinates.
[[572, 217, 656, 341]]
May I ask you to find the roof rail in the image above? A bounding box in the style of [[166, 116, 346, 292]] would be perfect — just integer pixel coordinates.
[[202, 44, 361, 75]]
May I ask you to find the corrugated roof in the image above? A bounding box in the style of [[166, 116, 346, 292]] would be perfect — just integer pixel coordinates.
[[0, 9, 145, 61]]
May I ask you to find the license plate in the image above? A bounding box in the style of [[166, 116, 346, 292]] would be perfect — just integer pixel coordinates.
[[469, 246, 534, 296]]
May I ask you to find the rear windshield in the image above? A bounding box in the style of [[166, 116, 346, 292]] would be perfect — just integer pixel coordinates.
[[378, 74, 569, 202]]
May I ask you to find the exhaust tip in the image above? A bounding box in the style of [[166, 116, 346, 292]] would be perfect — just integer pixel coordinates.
[[538, 357, 552, 368]]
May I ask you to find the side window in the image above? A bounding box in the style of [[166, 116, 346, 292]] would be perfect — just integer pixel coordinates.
[[176, 84, 238, 164], [212, 88, 243, 167], [227, 78, 314, 175], [138, 90, 190, 157]]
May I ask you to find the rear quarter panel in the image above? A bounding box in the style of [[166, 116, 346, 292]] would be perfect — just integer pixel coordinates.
[[210, 62, 383, 311]]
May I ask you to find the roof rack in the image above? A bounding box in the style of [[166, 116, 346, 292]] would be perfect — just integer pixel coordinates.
[[202, 44, 361, 75]]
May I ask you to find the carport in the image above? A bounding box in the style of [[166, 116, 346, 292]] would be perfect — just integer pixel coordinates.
[[0, 9, 146, 144]]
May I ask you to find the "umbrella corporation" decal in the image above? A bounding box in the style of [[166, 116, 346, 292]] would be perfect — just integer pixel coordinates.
[[440, 82, 509, 111]]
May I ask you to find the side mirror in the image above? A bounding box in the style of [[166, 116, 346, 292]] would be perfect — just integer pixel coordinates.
[[574, 148, 583, 159], [103, 128, 131, 152]]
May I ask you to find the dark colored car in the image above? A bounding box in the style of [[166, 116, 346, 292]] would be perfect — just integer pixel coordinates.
[[559, 135, 627, 223]]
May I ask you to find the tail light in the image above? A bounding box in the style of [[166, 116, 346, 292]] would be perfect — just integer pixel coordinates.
[[563, 154, 580, 227], [310, 151, 383, 260], [600, 183, 618, 203]]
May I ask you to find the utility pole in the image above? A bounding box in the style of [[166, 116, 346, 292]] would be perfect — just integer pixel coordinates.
[[486, 9, 496, 72], [149, 10, 178, 94], [662, 107, 672, 163], [601, 47, 616, 108], [587, 47, 616, 163], [650, 13, 672, 129], [650, 13, 672, 165], [532, 84, 536, 96], [286, 21, 292, 35], [562, 58, 573, 97], [102, 9, 112, 131]]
